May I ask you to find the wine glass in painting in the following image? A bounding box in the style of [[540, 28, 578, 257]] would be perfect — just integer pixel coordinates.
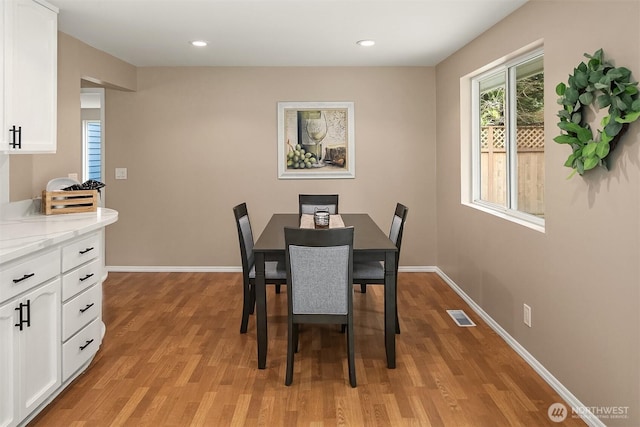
[[304, 111, 327, 164]]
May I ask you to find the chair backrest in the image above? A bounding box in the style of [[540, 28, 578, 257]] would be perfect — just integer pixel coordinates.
[[298, 194, 339, 216], [389, 203, 409, 254], [285, 227, 353, 315], [233, 203, 254, 278]]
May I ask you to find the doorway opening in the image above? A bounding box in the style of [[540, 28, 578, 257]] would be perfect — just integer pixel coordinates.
[[80, 87, 105, 206]]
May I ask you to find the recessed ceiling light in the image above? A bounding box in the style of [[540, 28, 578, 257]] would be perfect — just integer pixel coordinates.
[[356, 40, 375, 47], [190, 40, 208, 47]]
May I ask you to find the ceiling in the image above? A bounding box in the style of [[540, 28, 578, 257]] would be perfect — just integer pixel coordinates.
[[47, 0, 528, 67]]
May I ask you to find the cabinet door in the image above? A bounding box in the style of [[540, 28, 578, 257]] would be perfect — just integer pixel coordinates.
[[2, 0, 57, 153], [0, 1, 5, 151], [19, 279, 61, 417], [0, 301, 18, 427]]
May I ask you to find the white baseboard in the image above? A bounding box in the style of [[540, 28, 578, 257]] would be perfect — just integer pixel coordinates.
[[398, 266, 438, 273], [104, 264, 601, 426], [107, 266, 431, 273], [107, 265, 241, 273]]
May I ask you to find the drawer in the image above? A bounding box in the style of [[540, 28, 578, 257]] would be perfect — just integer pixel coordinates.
[[62, 232, 101, 273], [62, 258, 101, 301], [0, 248, 60, 304], [62, 317, 102, 381], [62, 283, 102, 341]]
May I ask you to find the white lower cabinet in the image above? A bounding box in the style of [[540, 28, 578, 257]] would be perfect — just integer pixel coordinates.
[[0, 296, 19, 427], [62, 283, 101, 342], [0, 279, 60, 427], [61, 282, 102, 382], [0, 229, 106, 427], [62, 258, 101, 301], [0, 208, 116, 426], [62, 317, 101, 381], [60, 231, 102, 384]]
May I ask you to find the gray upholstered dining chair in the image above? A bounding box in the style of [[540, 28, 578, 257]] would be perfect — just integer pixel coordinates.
[[298, 194, 339, 216], [284, 226, 356, 387], [353, 203, 408, 334], [233, 202, 286, 334]]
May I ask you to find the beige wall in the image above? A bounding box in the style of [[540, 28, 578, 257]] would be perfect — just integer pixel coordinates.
[[104, 66, 437, 267], [9, 32, 136, 201], [436, 1, 639, 425]]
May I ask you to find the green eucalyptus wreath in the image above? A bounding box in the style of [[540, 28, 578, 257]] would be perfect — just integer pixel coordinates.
[[555, 49, 640, 177]]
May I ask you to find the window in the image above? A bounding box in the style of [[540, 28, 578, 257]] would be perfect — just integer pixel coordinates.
[[83, 120, 102, 181], [470, 49, 544, 227]]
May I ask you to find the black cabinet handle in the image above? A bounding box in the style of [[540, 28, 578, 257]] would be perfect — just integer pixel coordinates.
[[9, 125, 22, 149], [13, 273, 35, 284], [79, 273, 94, 282], [14, 305, 23, 330], [13, 300, 30, 330], [25, 300, 30, 328], [79, 303, 95, 313], [79, 339, 95, 351], [79, 247, 95, 255]]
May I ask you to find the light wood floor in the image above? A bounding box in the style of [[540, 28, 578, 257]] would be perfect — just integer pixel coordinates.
[[29, 272, 585, 426]]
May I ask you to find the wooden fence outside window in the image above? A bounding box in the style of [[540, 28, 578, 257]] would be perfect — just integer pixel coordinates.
[[481, 126, 544, 216]]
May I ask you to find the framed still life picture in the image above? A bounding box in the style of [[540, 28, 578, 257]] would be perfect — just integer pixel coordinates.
[[277, 101, 355, 179]]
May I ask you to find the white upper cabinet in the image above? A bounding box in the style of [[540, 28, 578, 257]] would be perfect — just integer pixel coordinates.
[[0, 1, 4, 154], [1, 0, 58, 154]]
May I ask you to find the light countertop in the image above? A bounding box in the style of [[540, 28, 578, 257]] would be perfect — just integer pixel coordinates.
[[0, 208, 118, 264]]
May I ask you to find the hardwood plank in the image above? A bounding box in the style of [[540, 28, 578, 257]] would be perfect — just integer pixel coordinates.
[[28, 272, 586, 426]]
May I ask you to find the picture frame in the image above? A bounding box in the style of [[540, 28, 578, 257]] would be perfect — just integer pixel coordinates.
[[277, 101, 355, 179]]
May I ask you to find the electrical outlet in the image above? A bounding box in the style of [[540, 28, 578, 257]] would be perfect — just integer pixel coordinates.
[[68, 173, 78, 181], [523, 304, 532, 327]]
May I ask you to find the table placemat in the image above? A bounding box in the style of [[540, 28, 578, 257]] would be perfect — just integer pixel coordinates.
[[300, 214, 346, 229]]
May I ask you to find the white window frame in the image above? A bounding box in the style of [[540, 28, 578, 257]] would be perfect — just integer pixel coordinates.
[[463, 44, 545, 232]]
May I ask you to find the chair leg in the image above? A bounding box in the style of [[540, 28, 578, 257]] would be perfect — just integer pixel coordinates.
[[249, 284, 256, 315], [240, 282, 251, 334], [360, 284, 367, 293], [395, 283, 400, 334], [285, 321, 296, 386], [346, 320, 356, 387]]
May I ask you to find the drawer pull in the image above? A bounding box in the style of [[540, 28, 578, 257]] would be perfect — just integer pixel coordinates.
[[79, 273, 95, 282], [13, 273, 35, 284], [79, 339, 95, 351], [79, 247, 95, 255], [79, 303, 95, 313]]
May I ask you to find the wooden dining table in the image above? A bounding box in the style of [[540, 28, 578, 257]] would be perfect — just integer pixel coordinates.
[[253, 213, 398, 369]]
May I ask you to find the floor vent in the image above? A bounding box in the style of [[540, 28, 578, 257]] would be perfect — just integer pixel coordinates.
[[447, 309, 476, 327]]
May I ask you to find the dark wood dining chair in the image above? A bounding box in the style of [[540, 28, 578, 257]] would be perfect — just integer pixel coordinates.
[[298, 194, 339, 216], [284, 226, 356, 387], [233, 202, 286, 334], [353, 203, 408, 334]]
